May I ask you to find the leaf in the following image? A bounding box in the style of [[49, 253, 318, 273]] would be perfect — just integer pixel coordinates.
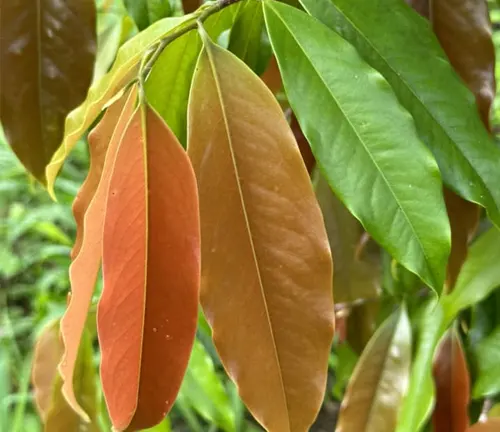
[[0, 0, 96, 183], [432, 328, 470, 432], [442, 228, 500, 320], [59, 86, 137, 422], [298, 0, 500, 227], [396, 299, 447, 432], [146, 4, 240, 145], [124, 0, 172, 30], [264, 0, 450, 292], [335, 306, 411, 432], [183, 0, 202, 14], [32, 320, 99, 431], [228, 0, 268, 74], [179, 340, 235, 432], [98, 103, 200, 431], [405, 0, 429, 17], [467, 420, 500, 431], [187, 27, 334, 432], [472, 326, 500, 398], [45, 15, 191, 196]]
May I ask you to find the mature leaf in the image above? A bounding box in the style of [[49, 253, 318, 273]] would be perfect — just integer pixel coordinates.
[[45, 15, 190, 196], [264, 0, 450, 292], [59, 86, 137, 421], [146, 4, 240, 145], [228, 0, 268, 74], [32, 320, 99, 431], [335, 306, 411, 432], [467, 420, 500, 431], [472, 326, 500, 398], [432, 328, 470, 432], [299, 0, 500, 227], [188, 28, 334, 432], [179, 340, 235, 432], [442, 228, 500, 320], [98, 103, 200, 431], [124, 0, 172, 30], [0, 0, 96, 184], [396, 299, 447, 432]]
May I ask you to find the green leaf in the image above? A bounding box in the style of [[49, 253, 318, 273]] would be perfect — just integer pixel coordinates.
[[141, 418, 172, 432], [228, 0, 269, 74], [145, 3, 240, 145], [45, 15, 191, 197], [124, 0, 172, 30], [442, 228, 500, 321], [179, 340, 235, 432], [396, 299, 447, 432], [472, 326, 500, 398], [299, 0, 500, 227], [264, 0, 450, 292], [0, 0, 96, 184]]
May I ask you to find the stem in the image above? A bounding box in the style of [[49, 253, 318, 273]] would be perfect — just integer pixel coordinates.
[[140, 0, 244, 82]]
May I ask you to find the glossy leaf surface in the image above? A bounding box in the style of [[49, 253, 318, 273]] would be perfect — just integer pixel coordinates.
[[473, 326, 500, 398], [335, 306, 411, 432], [299, 0, 500, 227], [45, 15, 190, 196], [98, 104, 200, 431], [59, 87, 137, 421], [432, 329, 470, 432], [0, 0, 96, 183], [264, 0, 450, 292], [188, 29, 334, 432]]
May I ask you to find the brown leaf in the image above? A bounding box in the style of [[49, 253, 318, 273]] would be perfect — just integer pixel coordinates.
[[182, 0, 202, 14], [336, 306, 412, 432], [291, 115, 315, 173], [59, 86, 137, 421], [405, 0, 429, 17], [432, 328, 470, 432], [187, 30, 334, 432], [467, 420, 500, 431], [98, 103, 200, 431], [0, 0, 96, 183], [261, 56, 283, 94]]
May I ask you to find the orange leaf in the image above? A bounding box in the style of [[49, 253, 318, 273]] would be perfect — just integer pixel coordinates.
[[432, 328, 470, 432], [98, 103, 200, 431], [467, 419, 500, 431], [187, 29, 334, 432], [59, 86, 137, 421]]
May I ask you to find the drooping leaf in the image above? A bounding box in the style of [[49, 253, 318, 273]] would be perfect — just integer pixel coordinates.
[[228, 0, 268, 74], [0, 0, 96, 184], [467, 420, 500, 431], [188, 27, 334, 432], [432, 328, 470, 432], [442, 228, 500, 320], [472, 326, 500, 398], [179, 340, 235, 432], [335, 305, 411, 432], [146, 4, 240, 145], [98, 103, 200, 431], [298, 0, 500, 227], [59, 86, 137, 421], [45, 15, 191, 196], [264, 0, 450, 292], [32, 320, 99, 431]]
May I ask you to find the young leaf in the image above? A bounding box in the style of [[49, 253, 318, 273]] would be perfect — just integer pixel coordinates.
[[264, 0, 450, 292], [98, 103, 200, 431], [183, 0, 202, 14], [0, 0, 96, 184], [188, 28, 334, 432], [45, 15, 190, 196], [59, 86, 137, 421], [432, 328, 470, 432], [335, 306, 411, 432], [467, 420, 500, 431], [298, 0, 500, 227]]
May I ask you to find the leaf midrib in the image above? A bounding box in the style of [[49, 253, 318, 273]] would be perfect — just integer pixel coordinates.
[[267, 3, 435, 286]]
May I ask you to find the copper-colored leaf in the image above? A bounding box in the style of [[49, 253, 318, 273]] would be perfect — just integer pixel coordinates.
[[98, 103, 200, 431], [291, 115, 315, 174], [467, 420, 500, 432], [0, 0, 96, 183], [182, 0, 202, 14], [59, 86, 137, 420], [336, 306, 412, 432], [432, 328, 470, 432], [261, 56, 282, 94], [187, 29, 334, 432]]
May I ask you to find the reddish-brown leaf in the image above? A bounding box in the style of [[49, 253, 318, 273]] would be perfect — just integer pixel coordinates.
[[405, 0, 429, 17], [467, 420, 500, 431], [98, 103, 200, 431], [188, 31, 334, 432], [59, 86, 137, 420], [291, 115, 315, 173], [432, 329, 470, 432], [182, 0, 202, 14]]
